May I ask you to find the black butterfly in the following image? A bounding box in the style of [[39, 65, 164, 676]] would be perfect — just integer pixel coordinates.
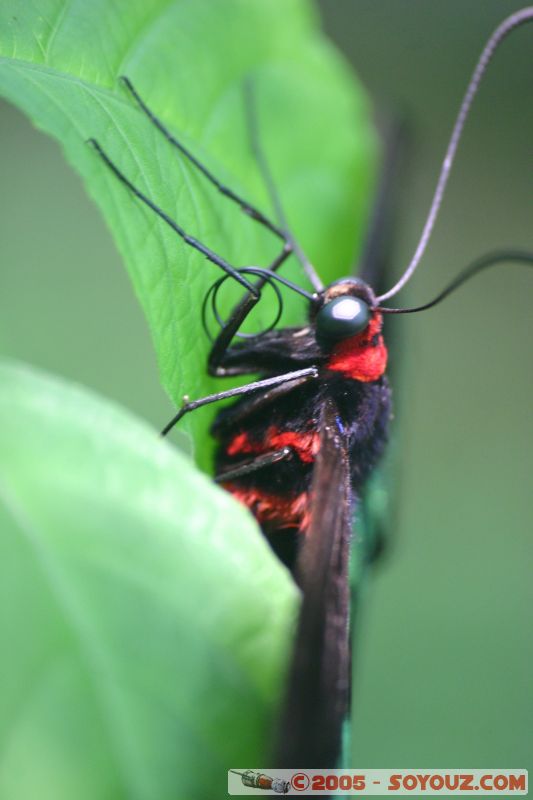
[[88, 7, 533, 771]]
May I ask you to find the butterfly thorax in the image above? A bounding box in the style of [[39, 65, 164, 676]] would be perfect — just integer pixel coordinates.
[[212, 278, 391, 566]]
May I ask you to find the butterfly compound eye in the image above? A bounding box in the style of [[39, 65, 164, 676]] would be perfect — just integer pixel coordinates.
[[315, 296, 371, 343]]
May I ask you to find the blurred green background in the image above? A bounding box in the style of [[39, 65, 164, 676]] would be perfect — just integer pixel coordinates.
[[1, 0, 531, 783]]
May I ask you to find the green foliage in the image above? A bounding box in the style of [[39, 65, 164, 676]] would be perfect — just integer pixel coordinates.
[[0, 0, 379, 795], [0, 0, 377, 463], [0, 360, 298, 800]]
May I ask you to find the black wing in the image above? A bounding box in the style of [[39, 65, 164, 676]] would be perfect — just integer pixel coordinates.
[[275, 394, 352, 767]]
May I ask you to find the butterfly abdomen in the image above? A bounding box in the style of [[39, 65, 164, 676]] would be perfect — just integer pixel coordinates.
[[213, 376, 390, 546]]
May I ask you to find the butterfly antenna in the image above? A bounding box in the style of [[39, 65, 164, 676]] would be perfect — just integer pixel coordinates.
[[378, 250, 533, 314], [377, 7, 533, 303], [244, 78, 324, 292]]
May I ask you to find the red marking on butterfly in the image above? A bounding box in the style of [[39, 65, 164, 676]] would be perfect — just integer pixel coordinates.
[[227, 426, 321, 463], [327, 313, 387, 381], [223, 484, 311, 531]]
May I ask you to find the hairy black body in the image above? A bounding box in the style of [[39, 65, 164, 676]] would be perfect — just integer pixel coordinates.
[[214, 363, 391, 569]]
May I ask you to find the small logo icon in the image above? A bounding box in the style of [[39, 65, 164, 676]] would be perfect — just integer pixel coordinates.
[[229, 770, 290, 794]]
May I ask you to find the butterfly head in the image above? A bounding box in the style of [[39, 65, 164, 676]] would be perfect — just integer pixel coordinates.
[[312, 278, 388, 381]]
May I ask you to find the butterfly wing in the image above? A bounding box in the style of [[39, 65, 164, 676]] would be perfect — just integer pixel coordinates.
[[276, 393, 352, 767]]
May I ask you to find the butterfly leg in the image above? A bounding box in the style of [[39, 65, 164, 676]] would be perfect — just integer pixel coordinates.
[[212, 370, 316, 433], [205, 241, 293, 377], [201, 79, 325, 365], [87, 138, 261, 297], [88, 137, 294, 353], [215, 447, 292, 483], [119, 76, 287, 241], [243, 79, 323, 291], [161, 366, 318, 436]]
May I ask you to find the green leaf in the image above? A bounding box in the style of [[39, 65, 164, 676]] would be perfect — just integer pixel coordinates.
[[0, 0, 377, 464], [0, 360, 298, 800]]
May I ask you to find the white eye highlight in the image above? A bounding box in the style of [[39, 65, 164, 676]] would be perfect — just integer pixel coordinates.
[[330, 297, 365, 320]]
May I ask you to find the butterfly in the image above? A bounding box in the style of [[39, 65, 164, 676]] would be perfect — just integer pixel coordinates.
[[89, 7, 533, 769]]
